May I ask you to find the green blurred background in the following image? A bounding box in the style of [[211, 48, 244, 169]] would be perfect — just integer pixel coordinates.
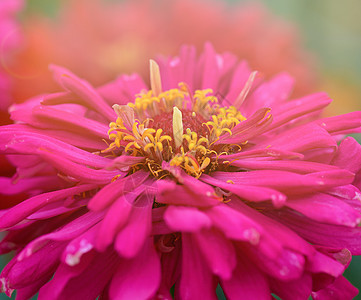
[[1, 0, 360, 299]]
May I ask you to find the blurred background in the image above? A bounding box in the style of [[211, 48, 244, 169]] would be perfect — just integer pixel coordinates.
[[1, 0, 361, 299]]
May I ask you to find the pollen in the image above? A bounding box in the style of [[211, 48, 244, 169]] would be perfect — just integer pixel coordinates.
[[104, 60, 248, 178]]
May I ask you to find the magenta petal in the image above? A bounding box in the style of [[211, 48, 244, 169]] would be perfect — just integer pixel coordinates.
[[216, 108, 272, 145], [257, 123, 336, 153], [312, 276, 359, 300], [212, 169, 354, 195], [224, 60, 252, 106], [15, 273, 53, 300], [61, 224, 99, 266], [314, 111, 361, 135], [88, 171, 149, 211], [286, 193, 361, 227], [39, 250, 119, 300], [221, 255, 270, 300], [115, 196, 152, 258], [0, 176, 62, 196], [230, 199, 315, 259], [109, 239, 161, 300], [95, 188, 142, 252], [270, 273, 312, 300], [49, 65, 116, 121], [199, 43, 220, 91], [243, 72, 294, 115], [206, 203, 262, 243], [97, 73, 147, 106], [332, 136, 361, 173], [178, 234, 217, 300], [269, 92, 332, 130], [306, 249, 345, 278], [201, 174, 286, 207], [2, 131, 111, 168], [229, 159, 339, 174], [19, 211, 103, 261], [269, 209, 361, 255], [156, 179, 221, 207], [0, 184, 95, 228], [6, 241, 65, 289], [39, 150, 122, 185], [164, 205, 212, 232], [194, 229, 236, 280]]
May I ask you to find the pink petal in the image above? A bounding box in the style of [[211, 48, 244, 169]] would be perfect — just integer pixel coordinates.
[[49, 65, 116, 121], [205, 203, 262, 244], [61, 223, 100, 266], [87, 171, 149, 211], [314, 111, 361, 135], [332, 136, 361, 174], [156, 179, 221, 207], [230, 199, 315, 259], [217, 148, 304, 161], [242, 72, 294, 115], [194, 228, 237, 280], [286, 193, 361, 227], [306, 249, 346, 278], [269, 209, 361, 255], [224, 60, 252, 106], [178, 234, 217, 300], [109, 239, 161, 300], [199, 43, 220, 91], [221, 255, 270, 300], [216, 108, 272, 145], [97, 73, 147, 106], [19, 211, 103, 261], [312, 276, 359, 300], [256, 123, 336, 153], [201, 174, 286, 207], [11, 105, 109, 139], [39, 250, 119, 300], [95, 184, 147, 252], [115, 196, 152, 258], [270, 273, 312, 300], [0, 184, 96, 228], [6, 241, 65, 289], [229, 159, 339, 174], [269, 92, 332, 130], [164, 205, 212, 232], [212, 169, 354, 195], [39, 150, 122, 185], [2, 132, 111, 168]]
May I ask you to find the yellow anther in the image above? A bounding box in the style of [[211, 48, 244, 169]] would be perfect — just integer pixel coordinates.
[[201, 157, 211, 170], [144, 143, 155, 152], [197, 137, 209, 146], [159, 135, 172, 143], [221, 128, 232, 136], [123, 135, 137, 141], [155, 129, 163, 140], [156, 142, 163, 152]]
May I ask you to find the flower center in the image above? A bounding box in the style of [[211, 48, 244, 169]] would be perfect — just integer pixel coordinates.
[[104, 60, 247, 178]]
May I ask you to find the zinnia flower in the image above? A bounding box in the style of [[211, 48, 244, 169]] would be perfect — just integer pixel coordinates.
[[1, 44, 361, 299], [12, 0, 315, 102]]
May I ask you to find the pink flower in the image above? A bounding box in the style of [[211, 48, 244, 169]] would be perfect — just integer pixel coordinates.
[[12, 0, 315, 102], [1, 44, 361, 299], [0, 0, 23, 110]]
